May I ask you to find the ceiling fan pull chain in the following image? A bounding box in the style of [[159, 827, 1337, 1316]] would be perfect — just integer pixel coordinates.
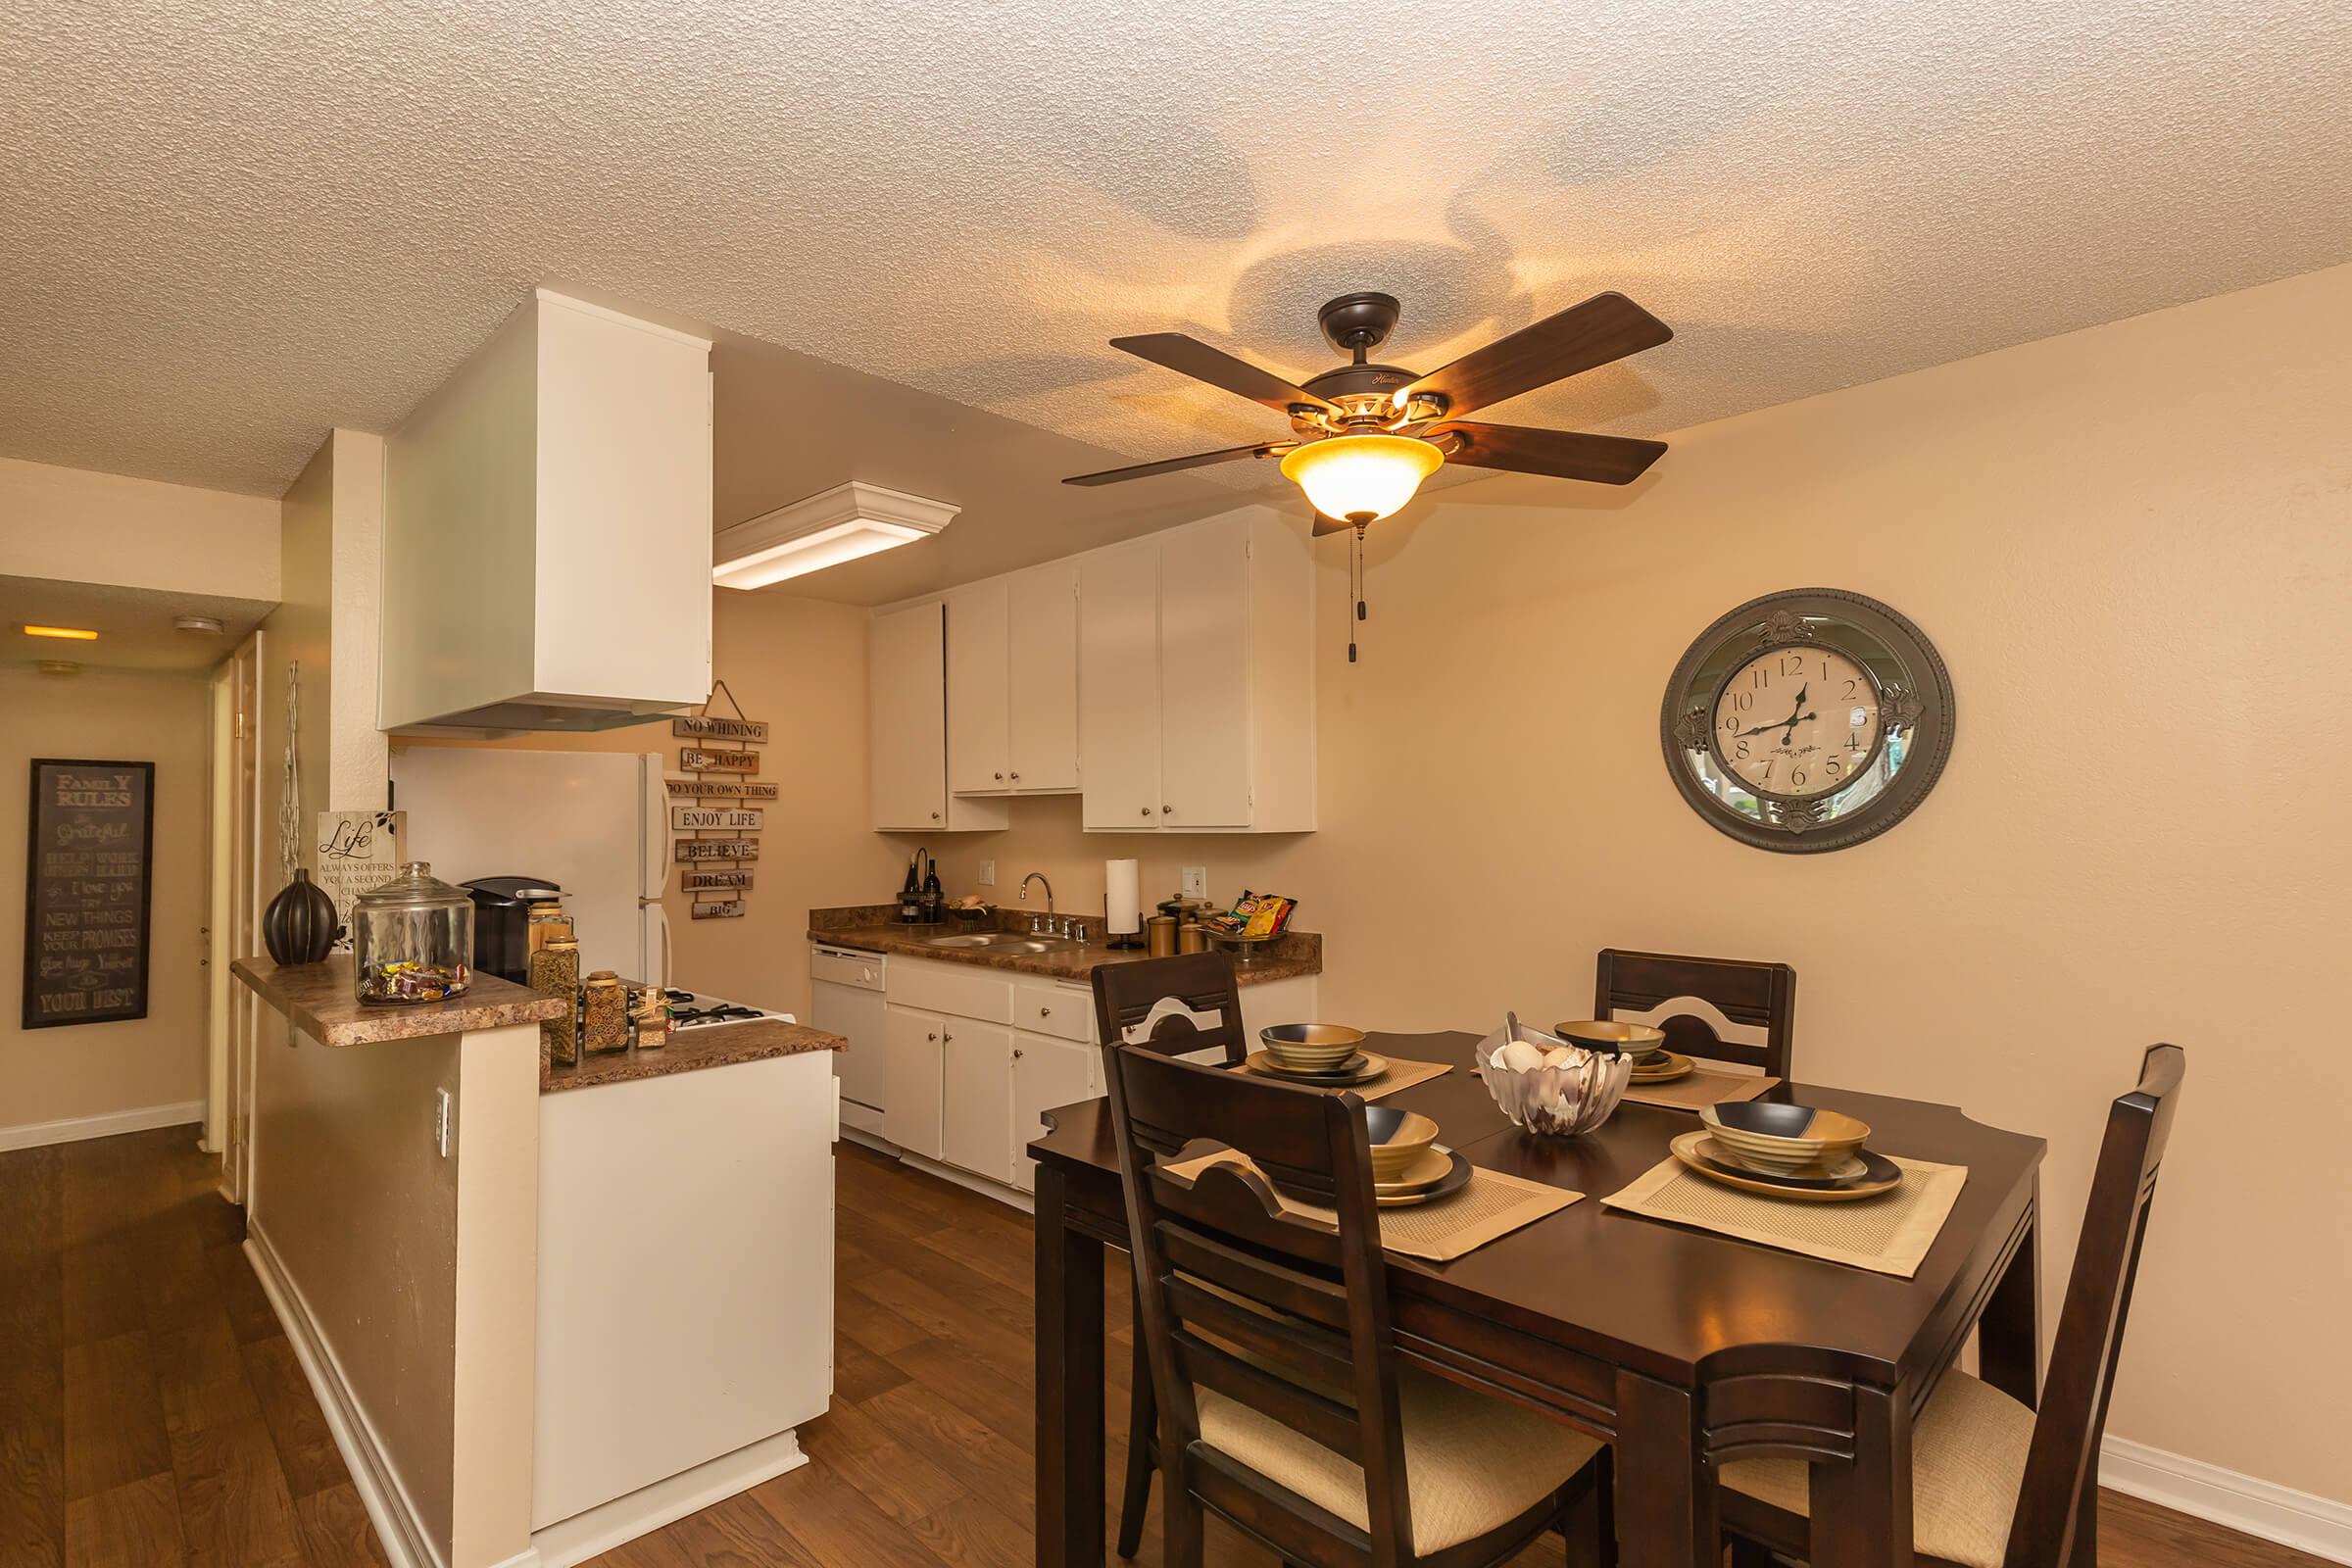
[[1348, 525, 1367, 663]]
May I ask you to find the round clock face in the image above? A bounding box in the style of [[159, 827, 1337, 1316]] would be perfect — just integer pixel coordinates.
[[1708, 645, 1884, 800], [1661, 589, 1954, 854]]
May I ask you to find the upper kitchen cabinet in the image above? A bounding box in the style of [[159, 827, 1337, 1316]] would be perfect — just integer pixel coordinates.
[[871, 600, 1010, 832], [948, 560, 1079, 796], [1078, 507, 1315, 833], [380, 290, 714, 734]]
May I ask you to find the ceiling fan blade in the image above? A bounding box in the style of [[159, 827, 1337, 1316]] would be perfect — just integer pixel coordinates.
[[1063, 441, 1294, 487], [1401, 293, 1671, 417], [1111, 333, 1336, 416], [1429, 421, 1666, 485]]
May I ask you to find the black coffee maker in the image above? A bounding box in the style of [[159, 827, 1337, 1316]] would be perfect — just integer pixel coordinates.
[[463, 876, 564, 984]]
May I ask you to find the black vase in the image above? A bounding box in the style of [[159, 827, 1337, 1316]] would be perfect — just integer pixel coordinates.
[[263, 868, 340, 965]]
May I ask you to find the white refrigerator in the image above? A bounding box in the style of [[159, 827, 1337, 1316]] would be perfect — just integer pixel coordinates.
[[387, 747, 671, 987]]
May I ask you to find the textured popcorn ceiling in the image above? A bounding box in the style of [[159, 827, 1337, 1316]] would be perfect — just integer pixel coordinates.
[[4, 0, 2349, 519]]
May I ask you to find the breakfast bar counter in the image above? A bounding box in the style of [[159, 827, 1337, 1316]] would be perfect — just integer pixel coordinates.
[[541, 1013, 842, 1093]]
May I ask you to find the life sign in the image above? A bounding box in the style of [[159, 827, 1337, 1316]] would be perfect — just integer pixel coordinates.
[[22, 760, 155, 1030], [670, 806, 763, 832]]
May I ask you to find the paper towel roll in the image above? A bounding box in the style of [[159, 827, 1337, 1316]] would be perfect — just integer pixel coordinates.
[[1104, 858, 1142, 935]]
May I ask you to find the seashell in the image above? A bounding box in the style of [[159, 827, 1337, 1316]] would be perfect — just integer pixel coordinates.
[[1499, 1039, 1547, 1074]]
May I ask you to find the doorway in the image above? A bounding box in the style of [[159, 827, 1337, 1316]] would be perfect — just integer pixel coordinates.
[[206, 628, 264, 1200]]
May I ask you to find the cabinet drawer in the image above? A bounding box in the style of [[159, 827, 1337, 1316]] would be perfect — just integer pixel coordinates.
[[891, 957, 1015, 1025], [1017, 981, 1095, 1043]]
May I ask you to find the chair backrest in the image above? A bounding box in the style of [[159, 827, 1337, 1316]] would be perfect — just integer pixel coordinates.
[[1099, 1041, 1418, 1560], [1090, 952, 1250, 1066], [2004, 1044, 2185, 1568], [1592, 948, 1796, 1078]]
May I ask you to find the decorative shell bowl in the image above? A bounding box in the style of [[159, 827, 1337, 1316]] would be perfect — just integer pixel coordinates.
[[1474, 1018, 1634, 1137]]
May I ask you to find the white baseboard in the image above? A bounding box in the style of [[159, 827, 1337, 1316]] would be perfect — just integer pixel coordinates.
[[0, 1099, 205, 1152], [2103, 1435, 2352, 1564], [245, 1223, 450, 1568], [530, 1429, 806, 1568]]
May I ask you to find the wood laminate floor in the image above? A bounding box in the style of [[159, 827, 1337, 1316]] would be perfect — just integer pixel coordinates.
[[1, 1126, 2325, 1568]]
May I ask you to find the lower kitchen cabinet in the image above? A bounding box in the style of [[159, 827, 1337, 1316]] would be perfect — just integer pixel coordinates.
[[1011, 1032, 1099, 1194], [883, 1004, 947, 1159], [941, 1017, 1017, 1184]]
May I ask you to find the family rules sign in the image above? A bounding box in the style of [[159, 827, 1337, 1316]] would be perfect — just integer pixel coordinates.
[[22, 760, 155, 1029]]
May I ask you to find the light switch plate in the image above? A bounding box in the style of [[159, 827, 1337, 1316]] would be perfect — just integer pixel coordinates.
[[1182, 865, 1207, 901], [978, 859, 995, 886]]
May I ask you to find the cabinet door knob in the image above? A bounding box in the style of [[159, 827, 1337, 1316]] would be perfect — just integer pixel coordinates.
[[931, 810, 941, 819], [1009, 771, 1020, 781], [943, 1030, 953, 1044], [1161, 805, 1172, 814], [1012, 1049, 1024, 1059], [1039, 1005, 1052, 1017], [926, 1032, 938, 1043], [994, 771, 1004, 780], [1141, 807, 1152, 817]]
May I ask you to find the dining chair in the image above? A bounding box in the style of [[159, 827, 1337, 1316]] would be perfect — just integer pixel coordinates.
[[1592, 948, 1797, 1079], [1719, 1043, 2187, 1568], [1092, 954, 1251, 1557], [1100, 1037, 1615, 1568]]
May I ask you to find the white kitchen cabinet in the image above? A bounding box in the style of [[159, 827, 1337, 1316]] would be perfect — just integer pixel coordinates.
[[1077, 538, 1165, 830], [1011, 1033, 1100, 1194], [883, 1004, 947, 1158], [382, 290, 713, 733], [1077, 506, 1316, 833], [949, 562, 1081, 797], [870, 601, 1009, 833], [1004, 560, 1081, 790], [946, 579, 1010, 794], [941, 1018, 1016, 1184]]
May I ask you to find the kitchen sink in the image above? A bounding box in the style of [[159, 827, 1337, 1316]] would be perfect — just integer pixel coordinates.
[[922, 932, 1080, 954]]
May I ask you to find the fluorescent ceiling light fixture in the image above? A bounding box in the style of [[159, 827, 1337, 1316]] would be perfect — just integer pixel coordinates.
[[1279, 434, 1443, 525], [712, 481, 959, 589], [23, 624, 99, 640]]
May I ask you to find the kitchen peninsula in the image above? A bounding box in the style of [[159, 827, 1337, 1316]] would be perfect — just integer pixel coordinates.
[[229, 954, 845, 1568]]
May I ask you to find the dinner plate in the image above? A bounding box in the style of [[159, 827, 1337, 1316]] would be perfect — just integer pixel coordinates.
[[1629, 1051, 1696, 1083], [1245, 1050, 1389, 1086], [1263, 1050, 1368, 1077], [1376, 1148, 1471, 1207], [1670, 1132, 1904, 1202]]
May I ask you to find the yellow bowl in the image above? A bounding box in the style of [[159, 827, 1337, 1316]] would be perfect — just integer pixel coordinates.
[[1363, 1107, 1440, 1183], [1700, 1102, 1871, 1174], [1261, 1023, 1367, 1068]]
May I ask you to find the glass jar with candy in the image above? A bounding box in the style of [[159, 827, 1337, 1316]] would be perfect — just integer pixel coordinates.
[[353, 862, 474, 1005]]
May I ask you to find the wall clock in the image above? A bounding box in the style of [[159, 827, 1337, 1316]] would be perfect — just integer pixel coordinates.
[[1661, 588, 1954, 854]]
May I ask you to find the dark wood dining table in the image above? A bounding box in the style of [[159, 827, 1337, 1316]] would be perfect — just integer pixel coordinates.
[[1029, 1030, 2046, 1568]]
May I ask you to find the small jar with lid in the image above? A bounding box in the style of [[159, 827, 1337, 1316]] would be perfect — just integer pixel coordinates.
[[525, 900, 572, 963], [582, 971, 630, 1054], [353, 862, 473, 1005]]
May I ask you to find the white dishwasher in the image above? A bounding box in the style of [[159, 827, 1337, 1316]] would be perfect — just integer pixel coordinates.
[[810, 944, 888, 1138]]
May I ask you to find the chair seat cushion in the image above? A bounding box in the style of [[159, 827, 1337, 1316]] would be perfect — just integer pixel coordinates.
[[1719, 1371, 2036, 1568], [1196, 1366, 1601, 1553]]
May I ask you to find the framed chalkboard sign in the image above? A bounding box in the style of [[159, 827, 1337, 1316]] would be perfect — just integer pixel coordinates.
[[22, 759, 156, 1030]]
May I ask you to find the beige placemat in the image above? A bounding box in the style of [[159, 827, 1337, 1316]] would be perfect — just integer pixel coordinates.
[[1241, 1054, 1451, 1102], [1599, 1152, 1969, 1278], [1622, 1068, 1781, 1112], [1160, 1149, 1581, 1263]]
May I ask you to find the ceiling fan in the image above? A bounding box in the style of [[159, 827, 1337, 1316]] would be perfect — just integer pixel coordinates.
[[1064, 290, 1673, 534]]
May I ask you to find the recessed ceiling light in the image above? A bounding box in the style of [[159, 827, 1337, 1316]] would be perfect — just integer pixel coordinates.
[[36, 660, 81, 675], [173, 614, 225, 635], [24, 624, 98, 640], [712, 481, 958, 590]]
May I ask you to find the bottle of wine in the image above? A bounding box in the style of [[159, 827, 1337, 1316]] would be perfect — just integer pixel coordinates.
[[898, 855, 924, 923], [920, 855, 944, 924]]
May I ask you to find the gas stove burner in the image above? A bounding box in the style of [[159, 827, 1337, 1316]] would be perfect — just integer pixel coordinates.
[[670, 1003, 767, 1028]]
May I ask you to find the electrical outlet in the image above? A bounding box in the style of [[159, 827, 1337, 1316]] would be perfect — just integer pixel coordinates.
[[1182, 865, 1207, 901], [978, 859, 995, 887], [433, 1088, 454, 1158]]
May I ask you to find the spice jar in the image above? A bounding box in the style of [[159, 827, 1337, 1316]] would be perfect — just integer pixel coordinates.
[[525, 900, 572, 963], [353, 862, 473, 1005], [632, 986, 669, 1049], [530, 936, 581, 1066], [582, 971, 629, 1054]]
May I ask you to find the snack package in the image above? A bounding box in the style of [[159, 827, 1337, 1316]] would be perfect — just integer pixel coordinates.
[[1210, 891, 1298, 939]]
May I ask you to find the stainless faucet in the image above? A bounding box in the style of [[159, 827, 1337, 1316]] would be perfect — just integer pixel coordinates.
[[1018, 871, 1054, 934]]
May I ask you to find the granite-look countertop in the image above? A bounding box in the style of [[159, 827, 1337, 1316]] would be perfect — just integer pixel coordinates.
[[542, 1013, 843, 1095], [231, 955, 567, 1047], [808, 905, 1322, 987]]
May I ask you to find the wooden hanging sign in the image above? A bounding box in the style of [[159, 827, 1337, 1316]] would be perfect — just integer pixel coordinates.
[[689, 900, 747, 920], [680, 747, 760, 774], [680, 869, 754, 893], [665, 778, 778, 800], [673, 715, 769, 743], [671, 806, 763, 832], [674, 838, 760, 862]]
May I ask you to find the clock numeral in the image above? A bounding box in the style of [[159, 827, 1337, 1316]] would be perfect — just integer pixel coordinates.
[[1780, 655, 1806, 678], [1735, 739, 1750, 760], [1721, 716, 1740, 735], [1849, 732, 1861, 750], [1791, 767, 1808, 788], [1841, 678, 1859, 698], [1825, 758, 1842, 778], [1753, 666, 1770, 690], [1731, 690, 1755, 712]]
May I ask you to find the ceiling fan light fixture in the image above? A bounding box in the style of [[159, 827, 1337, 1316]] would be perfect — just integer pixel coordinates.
[[1278, 434, 1443, 525], [711, 480, 959, 590]]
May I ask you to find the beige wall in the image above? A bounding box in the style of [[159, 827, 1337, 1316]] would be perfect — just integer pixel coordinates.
[[1, 666, 212, 1137], [915, 262, 2352, 1501], [0, 454, 279, 601], [407, 589, 900, 1020]]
